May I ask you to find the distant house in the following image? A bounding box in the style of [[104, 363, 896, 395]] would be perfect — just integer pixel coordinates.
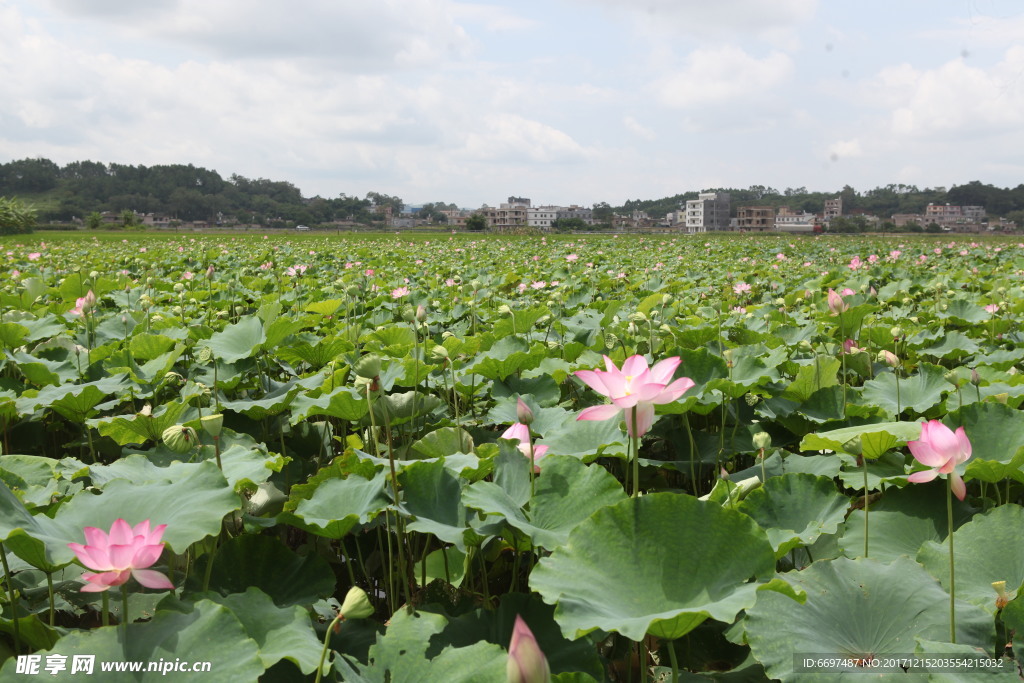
[[774, 207, 817, 233], [684, 192, 730, 232], [736, 206, 774, 231]]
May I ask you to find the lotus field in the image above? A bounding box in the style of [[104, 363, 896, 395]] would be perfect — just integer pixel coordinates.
[[2, 232, 1024, 681]]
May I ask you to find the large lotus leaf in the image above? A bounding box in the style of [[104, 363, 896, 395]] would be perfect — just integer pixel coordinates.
[[529, 493, 779, 641], [915, 331, 980, 359], [913, 638, 1019, 680], [275, 336, 352, 369], [398, 459, 481, 550], [463, 455, 627, 550], [953, 402, 1024, 484], [0, 461, 236, 570], [89, 400, 190, 445], [8, 350, 77, 386], [800, 421, 922, 456], [836, 451, 909, 491], [917, 504, 1024, 617], [736, 474, 849, 558], [128, 332, 177, 360], [334, 608, 506, 683], [466, 336, 543, 381], [0, 600, 265, 682], [839, 481, 973, 562], [491, 304, 551, 336], [0, 321, 29, 349], [432, 592, 605, 679], [782, 356, 841, 403], [280, 471, 389, 538], [219, 380, 302, 419], [167, 587, 324, 674], [373, 391, 443, 426], [537, 414, 627, 460], [860, 363, 949, 416], [486, 402, 571, 439], [937, 299, 991, 324], [289, 385, 368, 423], [410, 427, 474, 459], [201, 315, 266, 363], [745, 557, 994, 680], [15, 374, 129, 421]]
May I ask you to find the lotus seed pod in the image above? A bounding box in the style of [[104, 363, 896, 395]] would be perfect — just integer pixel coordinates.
[[429, 345, 449, 361], [162, 425, 198, 453], [197, 346, 214, 363], [662, 294, 672, 305], [234, 305, 244, 316], [173, 282, 185, 293], [890, 326, 903, 339], [89, 271, 99, 280], [353, 354, 382, 379], [497, 304, 512, 315], [628, 311, 647, 323], [992, 581, 1010, 610], [200, 414, 224, 438], [752, 431, 771, 450], [339, 586, 374, 620], [172, 306, 182, 316]]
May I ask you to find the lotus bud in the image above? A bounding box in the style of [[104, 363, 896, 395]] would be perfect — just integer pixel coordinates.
[[234, 305, 244, 316], [441, 330, 455, 340], [339, 586, 374, 620], [661, 294, 672, 305], [206, 265, 215, 279], [162, 425, 198, 453], [516, 398, 534, 426], [401, 305, 416, 322], [353, 354, 382, 380], [752, 431, 772, 451], [506, 615, 550, 683], [172, 306, 182, 316], [497, 304, 512, 316], [877, 350, 900, 367], [970, 368, 980, 386], [415, 305, 426, 322], [201, 414, 224, 438], [798, 340, 813, 352], [659, 324, 673, 333], [429, 345, 449, 361], [628, 311, 647, 323], [992, 581, 1010, 610], [173, 282, 185, 293]]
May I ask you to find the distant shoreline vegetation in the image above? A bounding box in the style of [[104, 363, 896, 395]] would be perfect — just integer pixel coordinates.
[[3, 157, 1024, 231]]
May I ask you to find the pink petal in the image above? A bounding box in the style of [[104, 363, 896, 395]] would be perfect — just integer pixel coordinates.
[[132, 520, 151, 538], [598, 371, 629, 399], [574, 370, 612, 398], [907, 439, 945, 468], [602, 355, 623, 373], [83, 526, 108, 549], [108, 543, 138, 569], [81, 569, 131, 592], [130, 544, 164, 569], [621, 355, 649, 377], [648, 357, 681, 384], [75, 544, 114, 571], [611, 393, 641, 409], [921, 420, 960, 460], [657, 377, 695, 403], [627, 403, 656, 438], [950, 472, 967, 501], [501, 423, 530, 443], [908, 468, 939, 484], [631, 381, 669, 403], [131, 569, 175, 590], [577, 404, 622, 423], [108, 519, 134, 546], [531, 445, 549, 460], [954, 427, 972, 462]]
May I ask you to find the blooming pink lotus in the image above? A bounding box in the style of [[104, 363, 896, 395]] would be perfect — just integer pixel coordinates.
[[907, 420, 972, 500], [733, 281, 751, 295], [507, 615, 550, 683], [67, 519, 174, 592], [70, 290, 96, 316], [575, 355, 694, 437]]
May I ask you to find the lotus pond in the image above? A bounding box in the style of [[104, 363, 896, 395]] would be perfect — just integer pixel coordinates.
[[0, 231, 1023, 681]]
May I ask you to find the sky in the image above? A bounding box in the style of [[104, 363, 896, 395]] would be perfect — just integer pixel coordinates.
[[2, 0, 1023, 208]]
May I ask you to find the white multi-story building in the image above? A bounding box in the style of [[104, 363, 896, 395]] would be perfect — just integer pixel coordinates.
[[774, 207, 817, 233], [528, 206, 559, 230], [684, 192, 731, 232]]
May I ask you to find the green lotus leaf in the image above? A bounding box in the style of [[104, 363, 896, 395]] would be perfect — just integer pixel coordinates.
[[535, 415, 627, 461], [410, 427, 474, 459], [185, 533, 335, 607], [128, 332, 177, 361], [15, 374, 129, 421], [782, 356, 841, 403], [918, 504, 1024, 617], [860, 362, 949, 416], [398, 459, 482, 550], [0, 599, 265, 682], [529, 493, 777, 641], [463, 455, 627, 550], [937, 299, 990, 324], [953, 402, 1024, 484], [8, 351, 76, 386], [90, 399, 190, 445], [275, 336, 352, 369], [289, 385, 368, 423], [334, 608, 506, 683], [839, 481, 972, 562], [415, 546, 468, 588], [800, 421, 922, 455], [913, 638, 1018, 679], [218, 380, 302, 419], [736, 474, 849, 558], [0, 321, 29, 349], [466, 336, 543, 381], [915, 331, 980, 359], [167, 587, 324, 675], [201, 315, 266, 363], [745, 557, 994, 681], [280, 471, 389, 538]]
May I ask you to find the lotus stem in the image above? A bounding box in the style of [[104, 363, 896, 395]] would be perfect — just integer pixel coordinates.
[[667, 640, 680, 683], [947, 475, 956, 643], [101, 590, 109, 627], [314, 613, 345, 683], [121, 588, 130, 644], [0, 542, 20, 654], [46, 571, 55, 627], [863, 457, 869, 558], [630, 406, 640, 498]]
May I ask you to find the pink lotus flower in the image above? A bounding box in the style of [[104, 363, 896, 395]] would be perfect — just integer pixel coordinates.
[[27, 252, 41, 261], [391, 286, 409, 298], [826, 289, 849, 315], [575, 355, 694, 437], [507, 615, 550, 683], [67, 519, 174, 592], [733, 281, 751, 295], [907, 420, 972, 501], [501, 422, 548, 472], [984, 304, 999, 314], [70, 290, 96, 316]]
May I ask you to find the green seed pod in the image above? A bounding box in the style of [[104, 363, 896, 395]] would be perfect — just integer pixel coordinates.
[[162, 425, 198, 453], [752, 431, 772, 450], [201, 414, 224, 438], [353, 354, 382, 379]]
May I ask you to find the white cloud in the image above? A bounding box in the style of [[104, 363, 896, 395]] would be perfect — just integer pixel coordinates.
[[656, 46, 793, 108], [572, 0, 816, 38], [462, 114, 590, 164], [623, 116, 656, 141], [827, 138, 863, 160]]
